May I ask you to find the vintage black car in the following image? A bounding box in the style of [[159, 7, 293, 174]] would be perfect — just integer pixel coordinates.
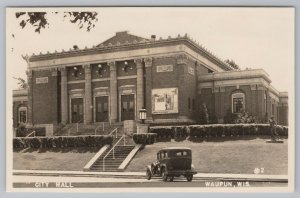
[[146, 147, 197, 182]]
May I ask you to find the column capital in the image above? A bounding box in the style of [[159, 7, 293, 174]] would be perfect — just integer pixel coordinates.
[[83, 64, 90, 68], [51, 68, 58, 76], [108, 61, 116, 71], [144, 57, 153, 68], [176, 54, 189, 65], [59, 66, 67, 75], [134, 58, 143, 69]]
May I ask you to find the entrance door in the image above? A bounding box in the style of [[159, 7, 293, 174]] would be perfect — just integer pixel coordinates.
[[71, 98, 84, 123], [121, 94, 135, 121], [95, 96, 109, 122]]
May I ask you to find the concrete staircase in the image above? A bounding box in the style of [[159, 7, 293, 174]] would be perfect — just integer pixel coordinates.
[[90, 145, 135, 172]]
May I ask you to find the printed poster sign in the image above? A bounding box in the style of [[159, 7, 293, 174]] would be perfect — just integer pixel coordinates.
[[152, 88, 178, 114]]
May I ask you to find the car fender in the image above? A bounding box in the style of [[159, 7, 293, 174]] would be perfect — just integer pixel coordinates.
[[160, 163, 168, 172], [191, 164, 196, 172], [146, 165, 152, 172]]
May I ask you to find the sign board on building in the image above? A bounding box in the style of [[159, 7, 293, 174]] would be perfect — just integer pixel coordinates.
[[152, 88, 178, 114], [35, 77, 48, 84], [156, 65, 173, 72]]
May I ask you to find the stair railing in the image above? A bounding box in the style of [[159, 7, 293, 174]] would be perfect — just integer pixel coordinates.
[[102, 134, 126, 171], [67, 118, 84, 135], [26, 130, 35, 137], [94, 118, 110, 135], [109, 127, 119, 138]]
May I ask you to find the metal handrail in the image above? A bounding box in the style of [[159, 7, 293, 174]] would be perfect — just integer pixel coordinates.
[[26, 130, 35, 137], [102, 134, 126, 171], [109, 127, 118, 138], [94, 118, 109, 135], [67, 118, 84, 135]]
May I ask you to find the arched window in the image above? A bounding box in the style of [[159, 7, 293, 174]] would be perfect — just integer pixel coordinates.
[[18, 106, 27, 123], [232, 91, 245, 113]]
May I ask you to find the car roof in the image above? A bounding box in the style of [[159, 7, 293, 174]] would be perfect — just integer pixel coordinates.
[[158, 147, 191, 152]]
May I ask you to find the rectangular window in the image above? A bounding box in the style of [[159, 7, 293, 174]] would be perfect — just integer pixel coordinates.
[[233, 98, 244, 113], [188, 98, 191, 110], [272, 104, 275, 115]]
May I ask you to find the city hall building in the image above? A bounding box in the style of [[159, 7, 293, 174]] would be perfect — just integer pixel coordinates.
[[13, 31, 288, 134]]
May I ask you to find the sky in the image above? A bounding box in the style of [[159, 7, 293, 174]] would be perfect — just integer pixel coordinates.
[[6, 7, 294, 92]]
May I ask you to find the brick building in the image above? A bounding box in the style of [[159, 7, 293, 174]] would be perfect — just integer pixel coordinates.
[[12, 31, 288, 133]]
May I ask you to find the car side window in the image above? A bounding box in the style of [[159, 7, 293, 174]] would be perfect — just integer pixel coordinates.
[[175, 151, 188, 156], [164, 151, 168, 158]]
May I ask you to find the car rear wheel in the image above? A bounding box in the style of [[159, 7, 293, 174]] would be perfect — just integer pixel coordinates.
[[186, 174, 193, 182], [168, 176, 174, 182], [161, 168, 167, 181], [146, 169, 152, 180]]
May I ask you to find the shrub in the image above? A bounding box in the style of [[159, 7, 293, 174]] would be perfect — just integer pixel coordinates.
[[148, 124, 288, 141], [16, 123, 28, 137], [199, 103, 209, 124], [133, 133, 157, 145], [149, 126, 173, 139], [256, 124, 269, 136], [172, 126, 188, 140], [13, 135, 113, 149]]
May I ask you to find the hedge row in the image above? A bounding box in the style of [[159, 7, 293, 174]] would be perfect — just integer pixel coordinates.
[[133, 133, 157, 145], [149, 126, 188, 139], [149, 124, 288, 139], [13, 135, 113, 149]]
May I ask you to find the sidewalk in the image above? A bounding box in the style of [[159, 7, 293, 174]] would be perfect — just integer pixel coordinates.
[[13, 170, 288, 182]]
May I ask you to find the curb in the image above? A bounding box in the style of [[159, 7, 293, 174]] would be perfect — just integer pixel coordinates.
[[13, 170, 288, 183]]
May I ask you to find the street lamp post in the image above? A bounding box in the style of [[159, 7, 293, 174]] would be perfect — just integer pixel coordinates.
[[139, 108, 147, 124], [137, 108, 148, 134]]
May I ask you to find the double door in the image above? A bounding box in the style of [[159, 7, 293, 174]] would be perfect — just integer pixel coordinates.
[[95, 96, 109, 122], [121, 94, 135, 121], [71, 98, 84, 123]]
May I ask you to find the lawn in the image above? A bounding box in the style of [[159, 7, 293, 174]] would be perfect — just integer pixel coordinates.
[[126, 138, 288, 175], [13, 147, 100, 171]]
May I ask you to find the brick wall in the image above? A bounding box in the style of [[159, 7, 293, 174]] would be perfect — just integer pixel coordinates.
[[32, 70, 59, 124]]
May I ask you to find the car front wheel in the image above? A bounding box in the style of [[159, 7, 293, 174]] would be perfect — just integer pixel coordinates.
[[146, 169, 152, 180], [161, 168, 168, 181]]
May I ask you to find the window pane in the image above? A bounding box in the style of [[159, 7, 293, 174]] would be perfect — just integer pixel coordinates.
[[123, 102, 128, 112], [19, 110, 27, 123], [129, 101, 134, 112], [73, 105, 78, 113], [97, 103, 102, 113], [103, 102, 108, 113], [79, 104, 83, 115]]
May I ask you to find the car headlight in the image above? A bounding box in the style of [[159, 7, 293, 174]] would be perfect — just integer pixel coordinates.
[[191, 164, 195, 171]]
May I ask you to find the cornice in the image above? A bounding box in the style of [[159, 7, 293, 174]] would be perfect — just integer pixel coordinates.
[[27, 34, 232, 71]]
